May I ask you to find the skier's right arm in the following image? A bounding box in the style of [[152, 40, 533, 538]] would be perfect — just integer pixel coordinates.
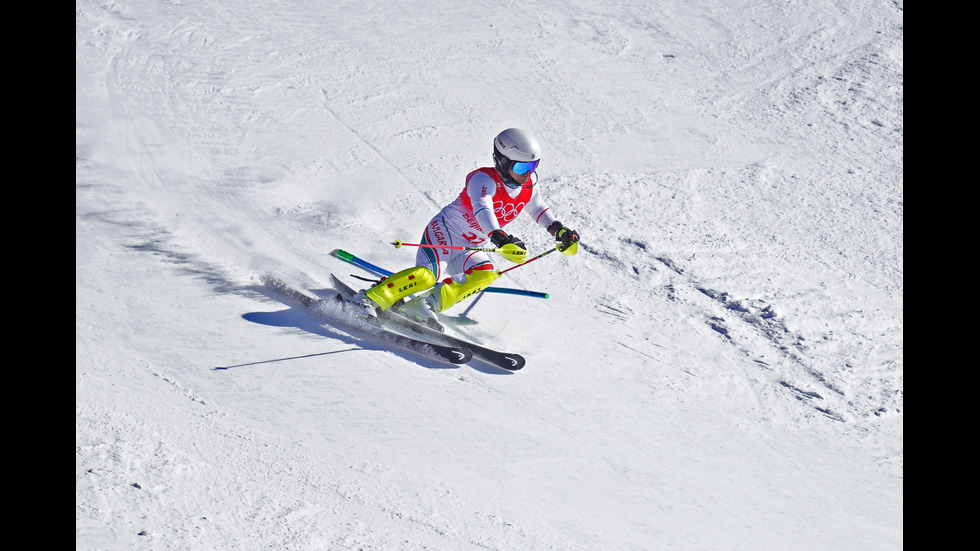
[[466, 171, 500, 236], [489, 230, 528, 264]]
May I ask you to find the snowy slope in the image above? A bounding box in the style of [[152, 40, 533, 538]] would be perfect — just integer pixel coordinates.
[[76, 0, 903, 549]]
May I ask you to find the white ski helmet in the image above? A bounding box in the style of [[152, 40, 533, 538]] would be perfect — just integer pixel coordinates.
[[493, 128, 541, 185]]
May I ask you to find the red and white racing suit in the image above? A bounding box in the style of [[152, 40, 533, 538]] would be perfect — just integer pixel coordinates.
[[417, 167, 557, 281]]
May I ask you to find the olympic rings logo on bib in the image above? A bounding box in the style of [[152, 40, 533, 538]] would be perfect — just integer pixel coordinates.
[[494, 200, 525, 222]]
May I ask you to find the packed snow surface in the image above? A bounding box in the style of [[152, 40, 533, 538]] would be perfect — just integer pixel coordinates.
[[77, 0, 902, 549]]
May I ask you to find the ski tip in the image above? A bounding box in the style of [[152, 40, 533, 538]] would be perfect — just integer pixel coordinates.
[[503, 355, 525, 370]]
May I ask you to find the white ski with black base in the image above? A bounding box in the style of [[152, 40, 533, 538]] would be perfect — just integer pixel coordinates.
[[330, 274, 526, 371], [262, 275, 472, 365]]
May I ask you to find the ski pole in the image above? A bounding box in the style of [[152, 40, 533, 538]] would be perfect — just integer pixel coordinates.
[[393, 240, 565, 275], [496, 244, 562, 276], [331, 249, 548, 298], [391, 240, 502, 254]]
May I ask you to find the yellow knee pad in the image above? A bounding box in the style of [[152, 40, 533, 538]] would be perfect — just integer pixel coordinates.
[[435, 269, 500, 312], [365, 266, 436, 311]]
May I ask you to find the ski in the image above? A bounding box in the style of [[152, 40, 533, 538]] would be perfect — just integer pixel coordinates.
[[385, 308, 526, 371], [330, 274, 526, 371], [261, 275, 472, 365]]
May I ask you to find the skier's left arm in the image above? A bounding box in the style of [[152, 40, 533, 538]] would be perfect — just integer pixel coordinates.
[[525, 187, 580, 254]]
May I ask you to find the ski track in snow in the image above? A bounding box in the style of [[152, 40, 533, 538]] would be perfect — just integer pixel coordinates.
[[77, 0, 902, 549]]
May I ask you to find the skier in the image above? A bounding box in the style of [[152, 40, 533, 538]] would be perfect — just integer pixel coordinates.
[[344, 128, 580, 321]]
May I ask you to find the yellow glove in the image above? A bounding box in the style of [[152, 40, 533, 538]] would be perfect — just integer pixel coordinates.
[[498, 242, 528, 264], [490, 230, 528, 264], [547, 221, 579, 256]]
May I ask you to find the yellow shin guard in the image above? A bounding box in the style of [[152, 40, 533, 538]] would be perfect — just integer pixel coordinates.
[[365, 266, 436, 311], [434, 270, 500, 312]]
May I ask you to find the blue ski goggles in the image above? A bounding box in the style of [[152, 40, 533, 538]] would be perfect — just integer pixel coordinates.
[[510, 159, 539, 175]]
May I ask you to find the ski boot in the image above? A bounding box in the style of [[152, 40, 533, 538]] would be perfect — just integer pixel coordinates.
[[344, 265, 437, 318], [342, 290, 381, 319], [432, 269, 500, 312]]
